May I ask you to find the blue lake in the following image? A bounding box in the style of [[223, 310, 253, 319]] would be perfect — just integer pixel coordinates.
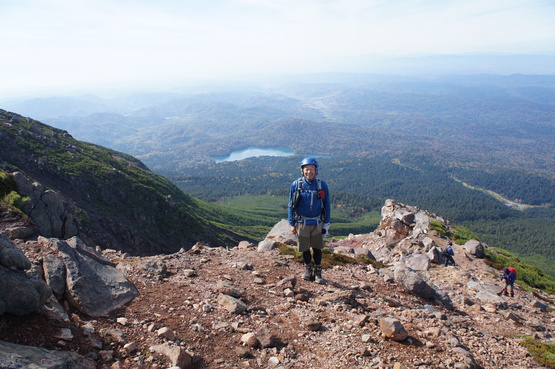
[[214, 147, 295, 163]]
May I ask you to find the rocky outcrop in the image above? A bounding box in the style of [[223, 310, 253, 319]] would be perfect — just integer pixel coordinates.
[[0, 232, 51, 315], [39, 236, 139, 317], [12, 172, 78, 239], [0, 341, 95, 369], [1, 231, 138, 319]]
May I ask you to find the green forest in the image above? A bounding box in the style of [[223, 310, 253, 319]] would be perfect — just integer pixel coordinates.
[[166, 155, 555, 276]]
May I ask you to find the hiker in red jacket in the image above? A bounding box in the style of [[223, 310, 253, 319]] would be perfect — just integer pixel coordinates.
[[499, 267, 516, 297]]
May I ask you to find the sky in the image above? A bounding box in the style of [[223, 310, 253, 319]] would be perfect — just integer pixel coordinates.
[[1, 0, 554, 96]]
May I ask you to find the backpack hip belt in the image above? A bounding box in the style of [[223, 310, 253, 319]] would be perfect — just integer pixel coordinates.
[[295, 215, 322, 226]]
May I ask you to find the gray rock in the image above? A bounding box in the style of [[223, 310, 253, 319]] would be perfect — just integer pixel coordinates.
[[217, 280, 242, 297], [394, 209, 415, 226], [5, 226, 36, 240], [264, 219, 296, 244], [257, 239, 276, 251], [334, 246, 354, 255], [217, 293, 247, 314], [393, 264, 454, 310], [256, 325, 279, 348], [0, 266, 51, 316], [12, 172, 78, 239], [0, 232, 31, 270], [463, 239, 484, 258], [452, 347, 479, 369], [0, 340, 95, 369], [140, 259, 167, 278], [56, 238, 138, 317], [475, 291, 508, 309], [379, 317, 408, 341], [466, 280, 484, 292], [237, 240, 255, 249], [414, 211, 430, 232], [42, 254, 66, 300], [427, 246, 443, 264], [354, 247, 374, 258], [406, 253, 431, 271], [420, 236, 436, 251], [150, 343, 192, 369]]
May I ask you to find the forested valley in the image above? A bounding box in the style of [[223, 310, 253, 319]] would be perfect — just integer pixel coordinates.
[[166, 155, 555, 276]]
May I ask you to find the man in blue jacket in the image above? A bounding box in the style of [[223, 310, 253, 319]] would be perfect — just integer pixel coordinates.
[[288, 157, 331, 284]]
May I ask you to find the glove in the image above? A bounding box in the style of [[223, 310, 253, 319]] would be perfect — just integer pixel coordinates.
[[321, 223, 330, 237]]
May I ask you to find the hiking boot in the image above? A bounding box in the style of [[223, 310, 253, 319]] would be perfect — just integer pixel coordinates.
[[302, 263, 313, 281], [510, 293, 514, 298], [314, 265, 324, 284], [504, 291, 509, 296]]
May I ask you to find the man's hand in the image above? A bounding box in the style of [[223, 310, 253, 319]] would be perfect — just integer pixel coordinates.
[[291, 225, 297, 235], [322, 223, 330, 237]]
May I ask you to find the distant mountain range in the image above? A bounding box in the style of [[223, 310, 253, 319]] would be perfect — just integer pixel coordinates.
[[4, 73, 552, 178]]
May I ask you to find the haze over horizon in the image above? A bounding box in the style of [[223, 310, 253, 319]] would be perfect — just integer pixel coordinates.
[[1, 0, 555, 97]]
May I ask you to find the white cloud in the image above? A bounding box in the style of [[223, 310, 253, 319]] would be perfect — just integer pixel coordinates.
[[0, 0, 554, 95]]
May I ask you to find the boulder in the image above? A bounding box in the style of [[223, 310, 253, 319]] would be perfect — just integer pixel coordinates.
[[393, 264, 453, 310], [427, 246, 443, 264], [0, 232, 31, 270], [264, 219, 296, 244], [406, 253, 431, 271], [257, 239, 276, 251], [0, 340, 95, 369], [464, 239, 485, 258], [394, 209, 415, 226], [413, 211, 430, 233], [0, 266, 51, 316], [5, 226, 36, 240], [55, 237, 139, 317], [0, 233, 50, 316]]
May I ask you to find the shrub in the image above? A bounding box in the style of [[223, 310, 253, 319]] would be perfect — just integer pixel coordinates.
[[0, 172, 16, 198], [452, 225, 479, 244], [519, 335, 555, 368], [429, 220, 450, 237], [2, 191, 30, 211]]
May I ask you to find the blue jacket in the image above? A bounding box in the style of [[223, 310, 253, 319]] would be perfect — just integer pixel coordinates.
[[502, 271, 516, 284], [288, 177, 331, 226]]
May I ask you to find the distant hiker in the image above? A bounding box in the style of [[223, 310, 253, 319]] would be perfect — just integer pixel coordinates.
[[443, 243, 456, 267], [288, 157, 331, 284], [498, 267, 516, 297]]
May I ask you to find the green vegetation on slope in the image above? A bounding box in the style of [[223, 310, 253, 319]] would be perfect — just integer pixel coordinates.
[[0, 110, 243, 254]]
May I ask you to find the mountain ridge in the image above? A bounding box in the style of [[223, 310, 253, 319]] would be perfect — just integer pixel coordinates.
[[0, 109, 244, 255]]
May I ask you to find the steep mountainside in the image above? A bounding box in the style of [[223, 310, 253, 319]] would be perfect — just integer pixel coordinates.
[[0, 109, 241, 255]]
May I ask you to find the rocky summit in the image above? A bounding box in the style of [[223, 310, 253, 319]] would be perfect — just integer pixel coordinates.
[[1, 199, 554, 369]]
